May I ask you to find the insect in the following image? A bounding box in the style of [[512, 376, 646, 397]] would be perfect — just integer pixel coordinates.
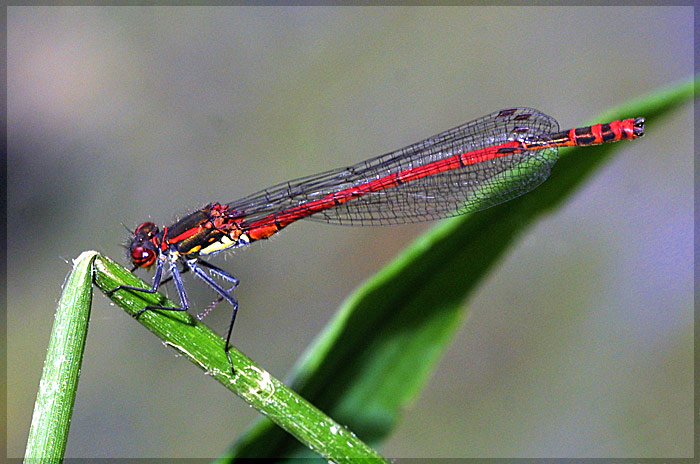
[[107, 107, 645, 372]]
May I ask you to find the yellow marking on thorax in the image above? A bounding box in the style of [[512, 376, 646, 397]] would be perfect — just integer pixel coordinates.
[[198, 233, 249, 255]]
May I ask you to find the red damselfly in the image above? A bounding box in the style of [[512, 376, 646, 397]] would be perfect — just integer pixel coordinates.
[[108, 108, 644, 373]]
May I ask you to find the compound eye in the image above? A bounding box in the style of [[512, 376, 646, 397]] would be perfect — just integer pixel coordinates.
[[131, 246, 157, 268]]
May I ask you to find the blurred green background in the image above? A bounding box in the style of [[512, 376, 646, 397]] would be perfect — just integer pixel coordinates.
[[8, 6, 693, 459]]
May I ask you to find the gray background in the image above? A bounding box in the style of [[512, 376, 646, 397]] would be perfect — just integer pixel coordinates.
[[8, 6, 693, 459]]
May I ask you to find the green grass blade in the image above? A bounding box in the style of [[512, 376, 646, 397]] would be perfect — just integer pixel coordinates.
[[25, 251, 98, 462], [92, 254, 389, 463], [224, 76, 697, 460]]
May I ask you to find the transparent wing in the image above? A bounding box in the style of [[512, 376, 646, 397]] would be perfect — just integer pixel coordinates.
[[227, 108, 560, 228]]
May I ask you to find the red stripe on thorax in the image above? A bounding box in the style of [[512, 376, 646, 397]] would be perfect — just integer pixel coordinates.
[[168, 226, 202, 244]]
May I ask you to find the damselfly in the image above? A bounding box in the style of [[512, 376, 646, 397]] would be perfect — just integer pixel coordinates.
[[108, 107, 645, 372]]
